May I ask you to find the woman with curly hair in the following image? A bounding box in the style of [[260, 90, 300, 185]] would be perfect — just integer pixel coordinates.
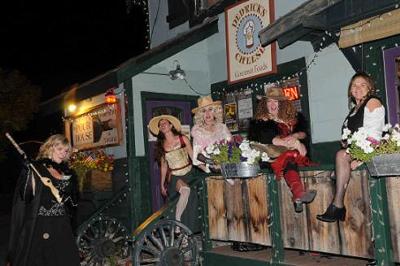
[[248, 87, 316, 213], [317, 72, 385, 222]]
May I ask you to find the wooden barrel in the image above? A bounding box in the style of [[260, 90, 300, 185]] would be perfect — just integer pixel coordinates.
[[279, 175, 309, 250], [386, 176, 400, 263], [303, 170, 340, 253], [225, 179, 248, 242], [247, 175, 271, 245], [207, 175, 270, 245], [339, 170, 373, 258], [207, 177, 228, 240]]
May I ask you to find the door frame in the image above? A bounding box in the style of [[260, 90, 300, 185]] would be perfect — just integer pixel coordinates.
[[141, 92, 199, 156], [141, 92, 199, 211], [383, 46, 400, 125]]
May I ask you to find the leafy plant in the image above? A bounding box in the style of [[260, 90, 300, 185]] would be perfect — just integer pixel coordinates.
[[205, 136, 270, 165], [343, 124, 400, 162], [69, 149, 114, 191]]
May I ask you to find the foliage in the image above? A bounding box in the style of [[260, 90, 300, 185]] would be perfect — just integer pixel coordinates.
[[69, 149, 114, 191], [205, 135, 270, 165], [0, 68, 41, 160], [343, 124, 400, 162]]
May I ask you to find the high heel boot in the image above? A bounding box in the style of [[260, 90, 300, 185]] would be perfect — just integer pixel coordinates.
[[316, 204, 346, 222]]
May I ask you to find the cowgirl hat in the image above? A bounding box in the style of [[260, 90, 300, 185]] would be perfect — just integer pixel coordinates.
[[148, 115, 181, 135], [264, 87, 288, 101], [191, 95, 222, 114]]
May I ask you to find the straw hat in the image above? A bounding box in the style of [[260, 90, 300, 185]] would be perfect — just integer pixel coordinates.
[[148, 115, 181, 136], [191, 95, 222, 114], [264, 87, 288, 101]]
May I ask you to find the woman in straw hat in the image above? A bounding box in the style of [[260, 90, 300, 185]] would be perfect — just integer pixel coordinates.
[[248, 87, 316, 213], [191, 95, 232, 173], [148, 115, 198, 232]]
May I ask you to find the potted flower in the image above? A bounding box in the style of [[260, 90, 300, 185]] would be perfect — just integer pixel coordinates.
[[204, 136, 270, 178], [343, 124, 400, 176], [69, 149, 114, 191]]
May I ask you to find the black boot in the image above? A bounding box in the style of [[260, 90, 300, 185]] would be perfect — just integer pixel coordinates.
[[293, 190, 317, 213], [316, 204, 346, 222]]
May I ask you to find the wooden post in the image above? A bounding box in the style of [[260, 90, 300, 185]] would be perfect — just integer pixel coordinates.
[[369, 177, 394, 266], [267, 172, 284, 263], [200, 177, 213, 251]]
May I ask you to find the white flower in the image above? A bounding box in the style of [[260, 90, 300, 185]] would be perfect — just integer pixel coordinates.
[[213, 147, 221, 155], [342, 128, 352, 140], [261, 152, 270, 162], [239, 140, 251, 151], [383, 123, 392, 132], [205, 144, 215, 154], [382, 133, 390, 141]]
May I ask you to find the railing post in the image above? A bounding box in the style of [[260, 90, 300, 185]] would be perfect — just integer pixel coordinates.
[[200, 177, 213, 251], [267, 172, 284, 264], [369, 177, 394, 266]]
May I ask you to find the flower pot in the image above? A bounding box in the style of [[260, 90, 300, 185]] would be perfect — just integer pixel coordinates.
[[220, 162, 260, 178], [85, 169, 113, 191], [366, 153, 400, 177]]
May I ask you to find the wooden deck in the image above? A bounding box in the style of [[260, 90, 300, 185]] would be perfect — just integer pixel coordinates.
[[205, 246, 372, 266]]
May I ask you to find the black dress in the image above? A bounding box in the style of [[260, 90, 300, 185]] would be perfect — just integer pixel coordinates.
[[7, 159, 80, 266], [248, 113, 309, 148]]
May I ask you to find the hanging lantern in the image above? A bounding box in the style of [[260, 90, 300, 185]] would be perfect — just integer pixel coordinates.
[[105, 88, 117, 104]]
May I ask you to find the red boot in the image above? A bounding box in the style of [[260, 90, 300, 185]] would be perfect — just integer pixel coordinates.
[[284, 169, 305, 201], [271, 150, 317, 180], [270, 150, 299, 180], [284, 169, 317, 213]]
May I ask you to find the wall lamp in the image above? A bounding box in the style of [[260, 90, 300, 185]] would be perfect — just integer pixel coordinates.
[[143, 60, 186, 80]]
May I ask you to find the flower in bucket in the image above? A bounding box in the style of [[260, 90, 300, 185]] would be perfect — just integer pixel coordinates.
[[69, 149, 114, 191], [343, 124, 400, 162], [205, 136, 270, 165]]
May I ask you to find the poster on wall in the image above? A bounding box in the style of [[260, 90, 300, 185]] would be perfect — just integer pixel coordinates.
[[71, 103, 122, 150], [225, 0, 276, 84], [237, 92, 253, 131], [224, 102, 238, 132]]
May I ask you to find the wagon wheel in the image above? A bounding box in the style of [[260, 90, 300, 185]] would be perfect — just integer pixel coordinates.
[[133, 219, 198, 266], [77, 216, 130, 265]]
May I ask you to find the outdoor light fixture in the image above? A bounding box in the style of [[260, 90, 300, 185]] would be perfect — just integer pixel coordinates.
[[169, 61, 186, 80], [67, 103, 77, 113], [105, 88, 117, 104], [142, 60, 186, 80]]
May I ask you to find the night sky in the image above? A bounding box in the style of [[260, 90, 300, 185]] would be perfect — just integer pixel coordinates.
[[0, 1, 147, 192], [0, 0, 147, 100]]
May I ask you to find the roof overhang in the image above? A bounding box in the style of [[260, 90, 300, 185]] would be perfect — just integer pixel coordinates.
[[259, 0, 400, 50]]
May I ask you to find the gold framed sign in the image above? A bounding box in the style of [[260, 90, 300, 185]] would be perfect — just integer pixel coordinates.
[[71, 102, 122, 150], [225, 0, 276, 84]]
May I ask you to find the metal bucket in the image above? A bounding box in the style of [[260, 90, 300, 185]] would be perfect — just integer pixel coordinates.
[[366, 153, 400, 177], [220, 162, 260, 178]]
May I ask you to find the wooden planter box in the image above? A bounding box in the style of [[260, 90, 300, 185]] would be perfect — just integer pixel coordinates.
[[366, 153, 400, 176], [85, 169, 113, 191]]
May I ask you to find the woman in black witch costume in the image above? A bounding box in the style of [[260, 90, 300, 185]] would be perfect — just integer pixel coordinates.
[[7, 134, 80, 266]]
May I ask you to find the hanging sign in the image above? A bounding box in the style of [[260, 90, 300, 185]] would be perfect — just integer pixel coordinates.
[[71, 103, 122, 150], [225, 0, 276, 84]]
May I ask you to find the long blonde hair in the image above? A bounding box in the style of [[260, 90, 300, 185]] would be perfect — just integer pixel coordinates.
[[36, 134, 72, 161], [193, 104, 223, 127]]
